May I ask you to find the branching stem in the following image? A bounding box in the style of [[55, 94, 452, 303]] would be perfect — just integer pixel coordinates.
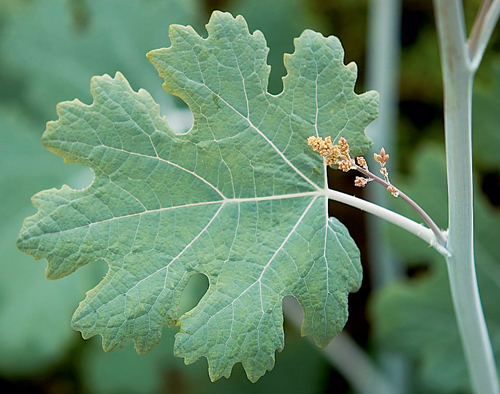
[[468, 0, 500, 70], [434, 0, 499, 392]]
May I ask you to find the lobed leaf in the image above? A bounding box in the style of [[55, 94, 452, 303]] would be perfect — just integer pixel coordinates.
[[17, 11, 378, 381]]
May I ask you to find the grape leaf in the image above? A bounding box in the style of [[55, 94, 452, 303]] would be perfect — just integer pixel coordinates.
[[17, 11, 378, 382]]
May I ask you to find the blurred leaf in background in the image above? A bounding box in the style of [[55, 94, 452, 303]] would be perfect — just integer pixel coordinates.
[[473, 64, 500, 172], [371, 137, 500, 392], [0, 104, 97, 376], [81, 314, 330, 394], [0, 0, 199, 125], [367, 4, 500, 393]]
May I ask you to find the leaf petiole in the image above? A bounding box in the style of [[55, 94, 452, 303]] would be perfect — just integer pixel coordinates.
[[323, 188, 451, 257]]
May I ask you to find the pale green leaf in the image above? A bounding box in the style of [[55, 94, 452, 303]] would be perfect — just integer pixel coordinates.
[[17, 11, 378, 382]]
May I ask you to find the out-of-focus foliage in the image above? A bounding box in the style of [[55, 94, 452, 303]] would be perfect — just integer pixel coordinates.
[[367, 3, 500, 392], [81, 314, 329, 394], [0, 104, 96, 375], [473, 64, 500, 171], [371, 142, 500, 393], [0, 0, 199, 124]]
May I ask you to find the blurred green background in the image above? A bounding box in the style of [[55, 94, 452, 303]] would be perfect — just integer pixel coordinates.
[[1, 0, 499, 393]]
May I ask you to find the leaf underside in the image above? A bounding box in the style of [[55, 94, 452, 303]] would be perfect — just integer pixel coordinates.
[[17, 11, 378, 382]]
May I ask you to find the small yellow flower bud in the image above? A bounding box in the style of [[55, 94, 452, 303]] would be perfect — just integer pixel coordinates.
[[328, 145, 341, 160], [325, 156, 336, 166], [319, 147, 330, 157], [356, 156, 367, 169], [307, 136, 323, 152], [354, 176, 368, 187], [338, 159, 352, 172], [338, 137, 350, 157]]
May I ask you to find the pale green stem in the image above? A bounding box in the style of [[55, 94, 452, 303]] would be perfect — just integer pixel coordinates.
[[468, 0, 500, 70], [433, 1, 499, 393]]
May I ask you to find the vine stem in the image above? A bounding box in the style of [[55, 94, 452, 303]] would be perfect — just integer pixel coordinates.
[[433, 1, 499, 393]]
